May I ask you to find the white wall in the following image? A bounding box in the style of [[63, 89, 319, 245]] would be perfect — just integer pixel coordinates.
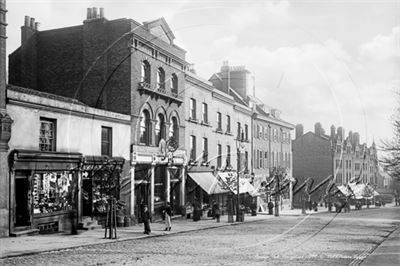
[[8, 104, 131, 159]]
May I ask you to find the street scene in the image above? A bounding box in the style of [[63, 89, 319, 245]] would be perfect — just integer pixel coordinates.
[[1, 206, 399, 265], [0, 0, 399, 265]]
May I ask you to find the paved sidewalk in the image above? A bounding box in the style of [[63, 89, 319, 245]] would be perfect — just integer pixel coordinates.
[[361, 224, 400, 266], [0, 206, 329, 259]]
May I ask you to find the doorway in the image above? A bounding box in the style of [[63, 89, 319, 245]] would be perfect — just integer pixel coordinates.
[[82, 178, 93, 217], [15, 176, 31, 227]]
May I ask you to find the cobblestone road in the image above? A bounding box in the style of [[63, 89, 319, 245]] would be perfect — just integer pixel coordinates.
[[2, 207, 399, 266]]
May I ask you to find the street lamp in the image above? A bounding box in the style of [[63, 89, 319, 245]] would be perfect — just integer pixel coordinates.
[[236, 126, 245, 222]]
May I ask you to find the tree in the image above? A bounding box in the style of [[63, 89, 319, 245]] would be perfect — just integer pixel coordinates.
[[381, 92, 400, 182]]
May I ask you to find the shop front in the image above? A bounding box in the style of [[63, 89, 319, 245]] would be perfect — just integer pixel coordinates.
[[79, 156, 125, 223], [9, 150, 82, 235], [130, 150, 186, 222]]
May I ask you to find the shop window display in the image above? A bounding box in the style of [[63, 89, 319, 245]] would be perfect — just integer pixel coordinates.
[[33, 172, 74, 214]]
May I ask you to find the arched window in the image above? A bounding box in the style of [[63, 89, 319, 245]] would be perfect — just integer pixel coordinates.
[[140, 110, 151, 145], [157, 67, 165, 92], [170, 74, 178, 96], [169, 116, 179, 145], [155, 113, 166, 145], [141, 61, 151, 84]]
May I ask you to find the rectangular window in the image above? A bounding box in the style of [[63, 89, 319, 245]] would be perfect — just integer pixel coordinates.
[[256, 150, 259, 168], [259, 150, 263, 168], [39, 118, 57, 152], [101, 126, 112, 156], [245, 151, 248, 171], [217, 112, 222, 130], [271, 152, 275, 167], [226, 145, 231, 166], [257, 125, 260, 139], [226, 115, 231, 133], [336, 173, 343, 184], [245, 124, 248, 140], [202, 137, 208, 162], [190, 98, 196, 120], [202, 103, 208, 123], [190, 135, 196, 161], [217, 144, 222, 168], [261, 126, 265, 139], [237, 122, 241, 139], [265, 152, 268, 168]]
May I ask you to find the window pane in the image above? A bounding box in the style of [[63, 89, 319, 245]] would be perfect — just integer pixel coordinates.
[[39, 119, 56, 151]]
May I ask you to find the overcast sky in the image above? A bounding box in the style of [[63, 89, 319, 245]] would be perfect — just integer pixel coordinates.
[[6, 0, 400, 154]]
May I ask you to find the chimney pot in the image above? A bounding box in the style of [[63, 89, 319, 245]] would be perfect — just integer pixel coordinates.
[[34, 22, 40, 30], [100, 8, 104, 18], [30, 17, 35, 28], [92, 7, 98, 18], [87, 8, 92, 19], [24, 16, 30, 27]]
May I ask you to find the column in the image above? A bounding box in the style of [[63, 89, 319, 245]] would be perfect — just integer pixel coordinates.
[[150, 165, 155, 214], [180, 166, 186, 208], [289, 179, 293, 210], [166, 166, 170, 203], [77, 171, 82, 222], [130, 164, 135, 218]]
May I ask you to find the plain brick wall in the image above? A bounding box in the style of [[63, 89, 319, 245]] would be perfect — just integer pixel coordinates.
[[292, 132, 333, 205]]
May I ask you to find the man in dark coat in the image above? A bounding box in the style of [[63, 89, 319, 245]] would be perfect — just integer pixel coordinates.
[[142, 205, 151, 234], [164, 202, 172, 231]]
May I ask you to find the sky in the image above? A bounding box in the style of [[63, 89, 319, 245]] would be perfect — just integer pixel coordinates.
[[6, 0, 400, 156]]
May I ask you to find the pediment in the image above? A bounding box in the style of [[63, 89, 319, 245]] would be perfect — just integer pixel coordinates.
[[143, 17, 175, 44]]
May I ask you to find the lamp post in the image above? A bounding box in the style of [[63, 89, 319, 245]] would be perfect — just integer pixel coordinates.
[[274, 169, 280, 217], [236, 126, 245, 222]]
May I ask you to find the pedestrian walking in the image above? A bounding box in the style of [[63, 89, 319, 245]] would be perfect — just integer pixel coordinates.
[[142, 205, 151, 235], [164, 202, 172, 231], [213, 201, 221, 222]]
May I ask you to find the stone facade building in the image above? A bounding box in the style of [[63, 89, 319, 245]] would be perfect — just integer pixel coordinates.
[[7, 85, 130, 235], [0, 0, 13, 237]]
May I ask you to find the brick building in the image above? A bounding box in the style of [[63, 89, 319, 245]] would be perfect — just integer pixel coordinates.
[[184, 69, 253, 207], [292, 122, 380, 205], [9, 8, 188, 221]]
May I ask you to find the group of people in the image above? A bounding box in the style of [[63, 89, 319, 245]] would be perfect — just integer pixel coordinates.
[[141, 202, 173, 235]]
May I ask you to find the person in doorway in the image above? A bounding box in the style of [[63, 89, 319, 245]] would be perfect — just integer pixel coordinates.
[[142, 205, 151, 235], [164, 202, 172, 231]]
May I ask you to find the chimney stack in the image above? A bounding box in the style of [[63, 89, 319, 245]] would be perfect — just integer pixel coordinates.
[[92, 7, 98, 18], [314, 122, 323, 136], [30, 17, 35, 28], [86, 8, 92, 19], [21, 15, 38, 46], [86, 7, 105, 20], [295, 124, 304, 139], [24, 15, 30, 26]]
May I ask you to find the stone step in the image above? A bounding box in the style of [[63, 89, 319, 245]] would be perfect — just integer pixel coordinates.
[[10, 228, 39, 237]]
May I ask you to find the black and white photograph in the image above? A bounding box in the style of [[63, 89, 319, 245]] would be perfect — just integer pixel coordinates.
[[0, 0, 399, 265]]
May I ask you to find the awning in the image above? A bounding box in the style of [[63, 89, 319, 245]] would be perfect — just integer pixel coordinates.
[[188, 172, 229, 195], [217, 172, 257, 196], [10, 149, 82, 170], [348, 183, 379, 199], [336, 185, 352, 197]]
